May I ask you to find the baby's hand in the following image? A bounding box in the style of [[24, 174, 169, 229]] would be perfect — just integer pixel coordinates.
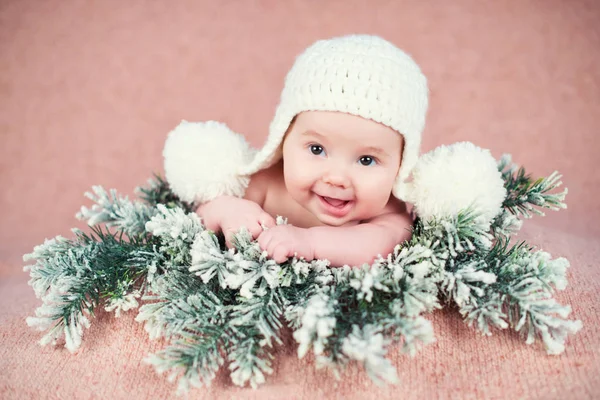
[[197, 196, 276, 248], [257, 225, 315, 263]]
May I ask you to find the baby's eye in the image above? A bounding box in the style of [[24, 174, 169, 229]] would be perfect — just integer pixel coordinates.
[[359, 156, 376, 166], [310, 145, 325, 156]]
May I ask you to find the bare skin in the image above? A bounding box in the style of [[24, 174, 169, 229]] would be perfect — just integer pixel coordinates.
[[197, 111, 414, 267], [243, 160, 412, 266]]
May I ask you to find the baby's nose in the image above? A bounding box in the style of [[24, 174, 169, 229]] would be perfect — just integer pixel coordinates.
[[322, 170, 350, 188]]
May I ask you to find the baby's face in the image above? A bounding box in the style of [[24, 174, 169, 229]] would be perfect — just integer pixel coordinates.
[[282, 111, 403, 226]]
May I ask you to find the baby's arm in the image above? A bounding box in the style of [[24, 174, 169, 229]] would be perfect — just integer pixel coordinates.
[[196, 171, 274, 247], [308, 212, 413, 266], [258, 211, 413, 266], [197, 196, 274, 247]]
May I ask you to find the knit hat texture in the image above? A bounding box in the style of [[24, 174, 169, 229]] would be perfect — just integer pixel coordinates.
[[240, 34, 429, 201]]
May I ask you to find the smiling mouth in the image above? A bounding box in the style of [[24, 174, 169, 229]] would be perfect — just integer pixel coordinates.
[[322, 196, 349, 207], [317, 195, 353, 217]]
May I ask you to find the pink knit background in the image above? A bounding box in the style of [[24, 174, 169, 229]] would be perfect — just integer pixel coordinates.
[[1, 1, 599, 399]]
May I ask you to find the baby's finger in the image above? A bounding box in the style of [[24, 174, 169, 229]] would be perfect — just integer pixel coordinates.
[[257, 230, 273, 251], [247, 223, 263, 240], [259, 212, 277, 230], [201, 217, 219, 234], [224, 234, 235, 249], [271, 244, 291, 263]]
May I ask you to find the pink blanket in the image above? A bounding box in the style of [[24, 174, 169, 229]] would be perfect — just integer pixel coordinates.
[[1, 1, 599, 398]]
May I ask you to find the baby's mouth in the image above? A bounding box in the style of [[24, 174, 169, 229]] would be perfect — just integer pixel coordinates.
[[316, 194, 353, 218], [321, 196, 350, 208]]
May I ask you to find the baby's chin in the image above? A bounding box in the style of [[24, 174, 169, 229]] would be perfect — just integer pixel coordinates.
[[313, 212, 362, 227], [317, 216, 360, 228]]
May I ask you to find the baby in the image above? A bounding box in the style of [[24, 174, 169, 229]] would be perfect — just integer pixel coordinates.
[[197, 35, 428, 266]]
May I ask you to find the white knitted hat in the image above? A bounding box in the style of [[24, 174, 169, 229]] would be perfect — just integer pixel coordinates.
[[240, 34, 429, 201]]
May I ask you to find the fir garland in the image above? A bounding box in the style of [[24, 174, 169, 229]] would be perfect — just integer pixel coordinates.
[[24, 157, 582, 394]]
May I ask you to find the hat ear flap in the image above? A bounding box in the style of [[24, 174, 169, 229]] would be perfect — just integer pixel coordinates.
[[163, 121, 255, 204]]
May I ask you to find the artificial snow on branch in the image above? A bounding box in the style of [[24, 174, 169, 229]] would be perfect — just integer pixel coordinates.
[[23, 148, 581, 394]]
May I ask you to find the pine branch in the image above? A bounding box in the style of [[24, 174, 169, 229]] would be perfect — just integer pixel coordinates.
[[137, 270, 233, 339], [24, 227, 155, 352], [189, 230, 235, 289], [146, 327, 228, 394], [139, 268, 239, 391], [136, 174, 196, 213], [454, 239, 582, 354], [496, 155, 567, 219], [25, 166, 580, 393], [291, 289, 339, 361], [227, 328, 276, 389], [76, 186, 156, 239], [341, 324, 399, 386], [288, 211, 491, 385], [145, 204, 203, 268], [229, 289, 286, 348], [142, 216, 312, 391], [379, 314, 435, 357]]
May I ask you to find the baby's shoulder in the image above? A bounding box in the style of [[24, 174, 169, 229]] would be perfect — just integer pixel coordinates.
[[362, 197, 413, 244], [382, 196, 408, 215], [243, 162, 283, 207], [362, 196, 410, 225]]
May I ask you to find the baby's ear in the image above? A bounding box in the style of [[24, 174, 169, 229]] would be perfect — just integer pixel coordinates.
[[163, 121, 256, 204], [405, 142, 506, 228]]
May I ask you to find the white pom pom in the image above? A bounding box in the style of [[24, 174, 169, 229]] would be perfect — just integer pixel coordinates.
[[406, 142, 506, 227], [163, 121, 255, 204]]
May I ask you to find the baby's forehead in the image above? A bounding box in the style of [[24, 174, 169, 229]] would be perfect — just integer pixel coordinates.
[[291, 111, 402, 144]]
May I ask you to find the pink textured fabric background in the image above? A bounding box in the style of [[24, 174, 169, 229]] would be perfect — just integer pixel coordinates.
[[1, 1, 599, 399]]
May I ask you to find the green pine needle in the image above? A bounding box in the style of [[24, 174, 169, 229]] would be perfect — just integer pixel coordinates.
[[24, 168, 580, 392]]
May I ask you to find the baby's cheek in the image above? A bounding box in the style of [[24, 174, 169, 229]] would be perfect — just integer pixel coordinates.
[[287, 164, 317, 189], [357, 195, 387, 216], [357, 176, 394, 209], [284, 169, 313, 199]]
